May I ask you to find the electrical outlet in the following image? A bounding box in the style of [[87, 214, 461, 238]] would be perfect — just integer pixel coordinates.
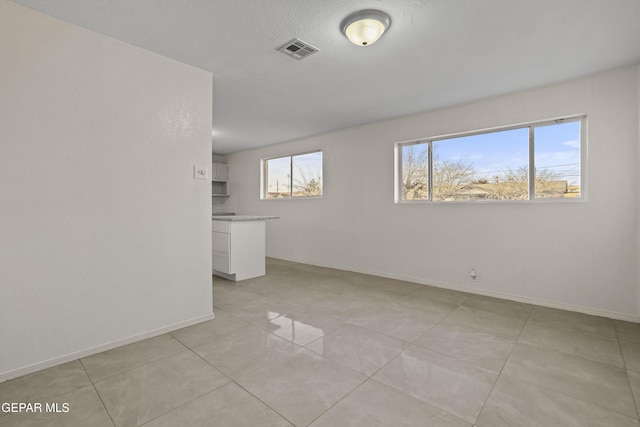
[[193, 165, 209, 180]]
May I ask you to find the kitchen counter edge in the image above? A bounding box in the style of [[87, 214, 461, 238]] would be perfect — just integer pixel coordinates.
[[211, 215, 280, 222]]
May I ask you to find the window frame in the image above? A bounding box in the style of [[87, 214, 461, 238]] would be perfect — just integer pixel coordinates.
[[394, 115, 587, 203], [261, 150, 323, 200]]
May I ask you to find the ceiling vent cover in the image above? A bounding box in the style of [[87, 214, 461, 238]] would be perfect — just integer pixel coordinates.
[[277, 38, 319, 60]]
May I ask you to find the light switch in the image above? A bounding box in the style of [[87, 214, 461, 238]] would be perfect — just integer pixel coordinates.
[[193, 165, 209, 180]]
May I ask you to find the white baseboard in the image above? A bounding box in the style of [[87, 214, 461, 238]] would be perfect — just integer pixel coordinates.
[[0, 313, 214, 383], [269, 256, 640, 323]]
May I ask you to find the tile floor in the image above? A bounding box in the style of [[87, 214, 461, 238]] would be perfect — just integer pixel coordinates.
[[2, 258, 640, 426]]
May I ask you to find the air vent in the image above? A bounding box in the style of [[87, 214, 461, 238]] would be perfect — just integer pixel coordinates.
[[277, 38, 319, 60]]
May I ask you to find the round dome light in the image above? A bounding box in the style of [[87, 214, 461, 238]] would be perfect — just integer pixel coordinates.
[[341, 10, 391, 46]]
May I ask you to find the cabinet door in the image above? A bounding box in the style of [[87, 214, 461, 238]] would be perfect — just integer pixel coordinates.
[[212, 231, 230, 254], [212, 252, 230, 273], [212, 231, 231, 273], [212, 163, 228, 182]]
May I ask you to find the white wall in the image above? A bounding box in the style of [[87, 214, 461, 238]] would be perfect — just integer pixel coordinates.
[[0, 1, 213, 380], [637, 64, 640, 319], [228, 65, 640, 321]]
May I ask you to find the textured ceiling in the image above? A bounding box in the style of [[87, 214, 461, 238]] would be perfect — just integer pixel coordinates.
[[10, 0, 640, 154]]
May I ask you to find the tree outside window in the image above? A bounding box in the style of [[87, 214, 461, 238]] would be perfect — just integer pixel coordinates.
[[397, 118, 583, 202]]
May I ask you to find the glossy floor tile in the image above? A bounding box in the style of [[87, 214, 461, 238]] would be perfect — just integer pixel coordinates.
[[616, 320, 640, 344], [191, 324, 298, 379], [461, 294, 532, 320], [236, 348, 367, 426], [520, 320, 624, 367], [309, 379, 471, 427], [94, 350, 230, 426], [477, 374, 640, 427], [2, 258, 639, 426], [170, 309, 253, 348], [346, 301, 451, 342], [528, 305, 617, 338], [81, 334, 187, 382], [267, 285, 341, 307], [503, 343, 637, 418], [621, 340, 640, 373], [222, 295, 300, 328], [629, 370, 640, 406], [442, 305, 527, 339], [373, 345, 498, 423], [0, 385, 114, 427], [212, 286, 263, 310], [304, 293, 391, 323], [0, 361, 90, 404], [305, 324, 407, 376], [413, 322, 515, 372], [143, 382, 292, 427], [267, 310, 344, 346], [396, 283, 470, 306]]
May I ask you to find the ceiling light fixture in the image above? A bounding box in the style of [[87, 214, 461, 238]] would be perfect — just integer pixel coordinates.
[[341, 9, 391, 46]]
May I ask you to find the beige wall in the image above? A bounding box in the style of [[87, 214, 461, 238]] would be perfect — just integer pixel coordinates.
[[229, 64, 640, 321], [0, 1, 213, 380]]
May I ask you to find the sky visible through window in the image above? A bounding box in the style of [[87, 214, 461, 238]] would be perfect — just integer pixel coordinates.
[[266, 156, 291, 194], [266, 151, 323, 198], [418, 121, 581, 186], [534, 121, 581, 186]]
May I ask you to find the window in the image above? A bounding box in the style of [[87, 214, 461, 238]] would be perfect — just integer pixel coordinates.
[[263, 151, 323, 199], [396, 117, 584, 202]]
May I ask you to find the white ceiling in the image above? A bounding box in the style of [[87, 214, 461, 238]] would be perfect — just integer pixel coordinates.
[[11, 0, 640, 154]]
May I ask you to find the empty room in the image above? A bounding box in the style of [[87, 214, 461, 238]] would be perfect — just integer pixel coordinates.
[[1, 1, 640, 426]]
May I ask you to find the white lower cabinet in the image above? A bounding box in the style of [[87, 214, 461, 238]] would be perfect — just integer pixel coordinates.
[[212, 220, 266, 281], [212, 232, 230, 273]]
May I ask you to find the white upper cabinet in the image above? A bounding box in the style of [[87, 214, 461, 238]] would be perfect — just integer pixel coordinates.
[[212, 163, 228, 182]]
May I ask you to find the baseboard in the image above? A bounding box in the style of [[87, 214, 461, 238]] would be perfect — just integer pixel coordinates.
[[0, 312, 215, 383], [268, 256, 640, 323], [213, 269, 236, 281]]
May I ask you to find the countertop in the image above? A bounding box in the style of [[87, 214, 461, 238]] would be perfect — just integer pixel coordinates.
[[212, 215, 279, 221]]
